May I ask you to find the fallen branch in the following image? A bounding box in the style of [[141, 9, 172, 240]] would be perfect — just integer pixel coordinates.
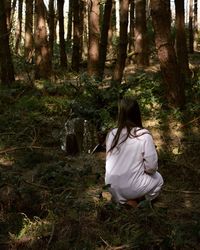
[[163, 188, 200, 194], [22, 179, 49, 190], [0, 145, 56, 154]]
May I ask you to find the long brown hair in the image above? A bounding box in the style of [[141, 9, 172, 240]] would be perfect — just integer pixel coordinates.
[[108, 96, 143, 153]]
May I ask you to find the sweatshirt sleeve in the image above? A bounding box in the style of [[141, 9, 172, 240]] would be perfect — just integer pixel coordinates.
[[142, 133, 158, 174]]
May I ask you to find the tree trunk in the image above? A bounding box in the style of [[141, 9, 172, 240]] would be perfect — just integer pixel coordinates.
[[57, 0, 67, 68], [112, 0, 129, 84], [25, 0, 33, 62], [87, 0, 100, 77], [35, 0, 51, 79], [48, 0, 55, 67], [0, 0, 15, 84], [79, 0, 84, 63], [67, 0, 73, 43], [72, 0, 81, 71], [134, 0, 149, 67], [98, 0, 113, 80], [150, 0, 185, 108], [83, 0, 88, 60], [5, 0, 11, 30], [15, 0, 23, 54], [194, 0, 198, 50], [175, 0, 191, 81], [188, 0, 194, 53], [128, 0, 135, 63]]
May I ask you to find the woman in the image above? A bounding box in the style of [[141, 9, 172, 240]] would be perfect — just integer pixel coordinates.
[[105, 96, 164, 207]]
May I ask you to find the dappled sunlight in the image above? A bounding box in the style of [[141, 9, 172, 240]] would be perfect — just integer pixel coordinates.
[[0, 157, 14, 168]]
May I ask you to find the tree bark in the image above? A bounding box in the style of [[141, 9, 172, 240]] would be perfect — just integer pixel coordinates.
[[48, 0, 55, 67], [35, 0, 51, 79], [72, 0, 81, 71], [188, 0, 194, 53], [128, 0, 135, 63], [0, 0, 15, 84], [57, 0, 67, 68], [87, 0, 100, 77], [25, 0, 33, 62], [15, 0, 23, 54], [134, 0, 149, 66], [98, 0, 113, 79], [112, 0, 129, 84], [67, 0, 73, 43], [150, 0, 185, 108], [175, 0, 191, 81]]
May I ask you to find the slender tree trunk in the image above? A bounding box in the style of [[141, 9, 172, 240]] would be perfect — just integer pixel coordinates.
[[83, 0, 88, 60], [67, 0, 73, 43], [112, 0, 129, 84], [57, 0, 67, 68], [0, 0, 15, 84], [35, 0, 51, 79], [175, 0, 190, 81], [79, 0, 84, 63], [72, 0, 80, 71], [98, 0, 113, 79], [10, 0, 17, 30], [87, 0, 100, 77], [48, 0, 55, 67], [134, 0, 149, 67], [188, 0, 194, 53], [5, 0, 11, 30], [150, 0, 185, 108], [128, 0, 135, 63], [25, 0, 33, 62], [107, 1, 117, 59], [194, 0, 198, 50], [15, 0, 23, 54]]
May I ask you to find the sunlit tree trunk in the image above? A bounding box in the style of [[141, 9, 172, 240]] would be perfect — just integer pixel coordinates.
[[175, 0, 190, 81], [0, 0, 15, 84], [25, 0, 33, 62], [15, 0, 23, 54], [83, 0, 88, 60], [188, 0, 194, 53], [35, 0, 51, 79], [87, 0, 100, 77], [48, 0, 55, 67], [57, 0, 67, 68], [194, 0, 198, 50], [150, 0, 185, 108], [5, 0, 11, 29], [72, 0, 81, 71], [10, 0, 17, 30], [98, 0, 113, 80], [134, 0, 149, 66], [128, 0, 135, 63], [112, 0, 129, 84]]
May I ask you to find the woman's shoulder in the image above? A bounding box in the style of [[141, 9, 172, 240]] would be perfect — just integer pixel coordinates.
[[135, 128, 152, 138]]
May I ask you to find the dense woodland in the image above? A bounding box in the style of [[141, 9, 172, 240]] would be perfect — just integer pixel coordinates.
[[0, 0, 200, 249]]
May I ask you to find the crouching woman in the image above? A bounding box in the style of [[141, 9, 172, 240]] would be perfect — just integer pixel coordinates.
[[105, 96, 164, 207]]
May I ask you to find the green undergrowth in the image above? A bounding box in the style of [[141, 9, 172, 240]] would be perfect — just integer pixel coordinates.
[[0, 70, 200, 249]]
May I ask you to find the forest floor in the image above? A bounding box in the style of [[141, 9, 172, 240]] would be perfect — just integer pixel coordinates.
[[0, 54, 200, 250]]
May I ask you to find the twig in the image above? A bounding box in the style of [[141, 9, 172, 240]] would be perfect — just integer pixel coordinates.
[[100, 236, 111, 248], [112, 245, 130, 250], [46, 223, 55, 250], [179, 116, 200, 129]]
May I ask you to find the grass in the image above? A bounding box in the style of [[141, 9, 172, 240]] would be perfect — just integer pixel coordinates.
[[0, 66, 200, 250]]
